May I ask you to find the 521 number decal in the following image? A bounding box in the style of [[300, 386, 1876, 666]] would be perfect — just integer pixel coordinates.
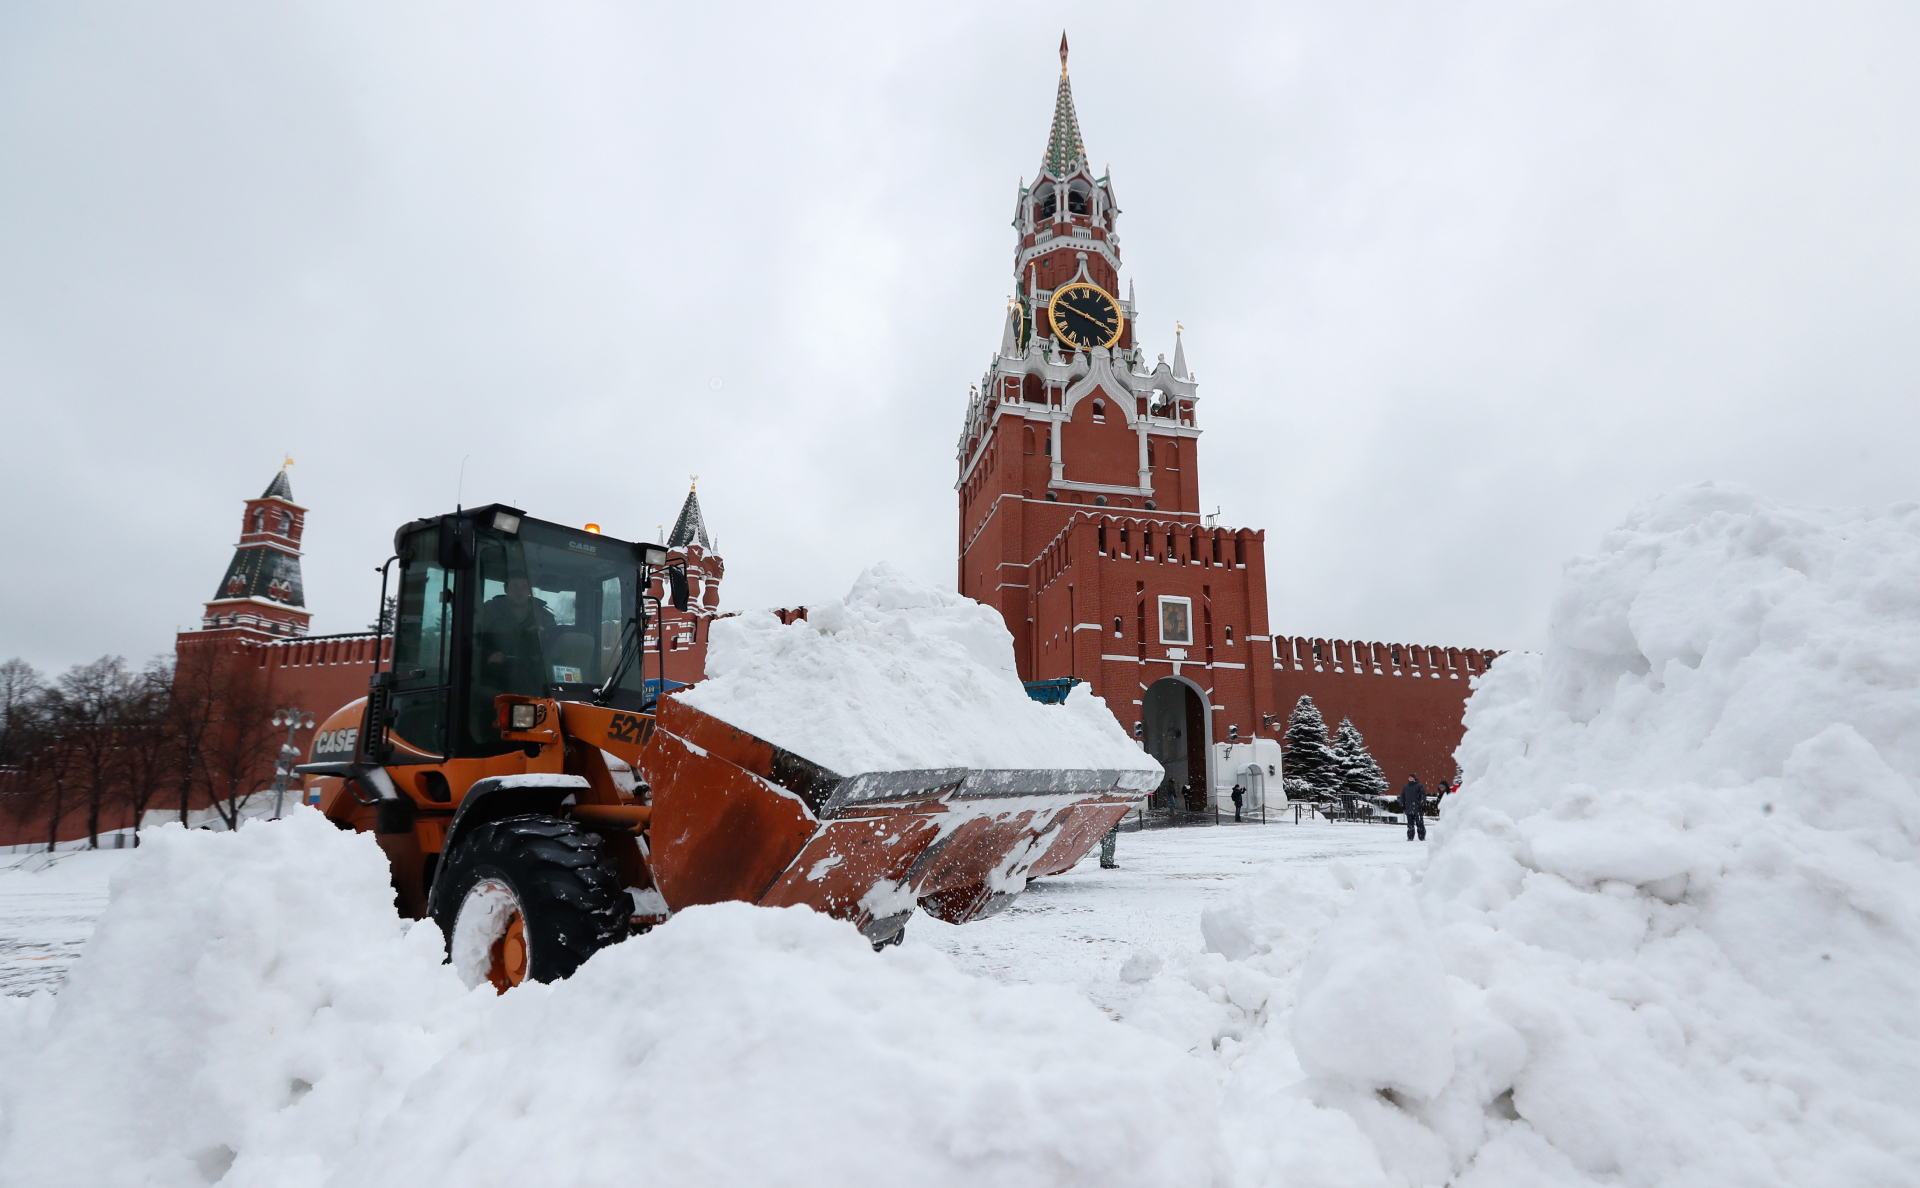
[[606, 713, 648, 745]]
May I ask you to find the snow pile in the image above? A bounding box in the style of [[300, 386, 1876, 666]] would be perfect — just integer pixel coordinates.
[[0, 810, 1218, 1188], [684, 563, 1160, 776], [1194, 485, 1920, 1186]]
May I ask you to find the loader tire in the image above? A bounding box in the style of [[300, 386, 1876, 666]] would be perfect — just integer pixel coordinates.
[[433, 814, 630, 992]]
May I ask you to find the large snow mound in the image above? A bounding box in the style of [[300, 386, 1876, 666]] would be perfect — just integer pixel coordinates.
[[0, 810, 1218, 1188], [1179, 484, 1920, 1187], [682, 562, 1161, 776]]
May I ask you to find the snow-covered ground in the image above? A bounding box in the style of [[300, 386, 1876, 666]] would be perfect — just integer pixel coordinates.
[[0, 822, 1417, 1001], [917, 822, 1421, 1012], [0, 850, 133, 997]]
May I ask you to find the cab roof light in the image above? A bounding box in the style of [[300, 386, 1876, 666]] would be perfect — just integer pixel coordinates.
[[492, 511, 522, 534], [642, 545, 667, 567]]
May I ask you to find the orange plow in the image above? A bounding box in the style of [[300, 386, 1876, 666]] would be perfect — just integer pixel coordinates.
[[642, 695, 1157, 943]]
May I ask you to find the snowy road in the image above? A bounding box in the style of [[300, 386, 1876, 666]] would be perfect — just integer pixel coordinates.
[[0, 821, 1418, 1002], [914, 819, 1421, 1013], [0, 850, 133, 996]]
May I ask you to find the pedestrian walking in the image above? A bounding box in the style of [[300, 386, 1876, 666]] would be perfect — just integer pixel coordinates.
[[1230, 782, 1245, 822], [1399, 773, 1428, 841], [1099, 823, 1119, 868]]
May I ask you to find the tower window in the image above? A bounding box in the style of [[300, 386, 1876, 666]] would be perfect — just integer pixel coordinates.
[[1113, 616, 1122, 637], [252, 509, 264, 533], [1091, 398, 1105, 421], [1037, 189, 1057, 220], [279, 511, 293, 534], [1067, 188, 1089, 215], [1224, 626, 1233, 646]]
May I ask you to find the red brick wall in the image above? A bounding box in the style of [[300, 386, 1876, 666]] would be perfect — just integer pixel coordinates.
[[1269, 637, 1499, 790]]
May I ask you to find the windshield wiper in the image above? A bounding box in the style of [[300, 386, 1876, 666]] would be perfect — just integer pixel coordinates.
[[593, 610, 648, 707]]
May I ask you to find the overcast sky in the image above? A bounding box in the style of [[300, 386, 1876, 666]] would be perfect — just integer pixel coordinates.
[[2, 0, 1914, 676]]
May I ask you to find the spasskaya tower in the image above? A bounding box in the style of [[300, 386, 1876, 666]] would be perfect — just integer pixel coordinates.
[[956, 36, 1280, 807]]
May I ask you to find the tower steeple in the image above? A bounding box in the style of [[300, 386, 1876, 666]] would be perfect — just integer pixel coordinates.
[[200, 462, 312, 639], [1043, 32, 1088, 178], [666, 479, 711, 551]]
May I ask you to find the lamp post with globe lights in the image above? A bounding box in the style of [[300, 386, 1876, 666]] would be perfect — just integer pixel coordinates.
[[269, 709, 315, 820]]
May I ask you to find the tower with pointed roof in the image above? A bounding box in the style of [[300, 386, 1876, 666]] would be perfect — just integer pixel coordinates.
[[199, 464, 312, 640], [956, 39, 1275, 807], [955, 41, 1502, 809], [645, 481, 725, 686]]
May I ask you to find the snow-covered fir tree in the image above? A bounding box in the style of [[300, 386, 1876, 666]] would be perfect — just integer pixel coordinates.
[[1332, 717, 1390, 803], [1281, 695, 1339, 800]]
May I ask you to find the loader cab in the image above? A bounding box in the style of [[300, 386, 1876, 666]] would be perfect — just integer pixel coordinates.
[[382, 506, 661, 759]]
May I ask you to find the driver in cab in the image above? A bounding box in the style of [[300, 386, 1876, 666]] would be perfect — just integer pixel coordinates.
[[477, 577, 556, 694]]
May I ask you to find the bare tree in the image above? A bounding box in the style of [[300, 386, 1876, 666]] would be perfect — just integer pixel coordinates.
[[171, 645, 277, 830], [0, 658, 47, 768], [52, 656, 143, 848], [0, 659, 52, 840], [113, 656, 178, 844], [26, 729, 79, 853], [166, 644, 223, 826]]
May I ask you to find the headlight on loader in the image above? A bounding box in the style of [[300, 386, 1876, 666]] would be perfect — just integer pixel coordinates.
[[509, 703, 539, 731]]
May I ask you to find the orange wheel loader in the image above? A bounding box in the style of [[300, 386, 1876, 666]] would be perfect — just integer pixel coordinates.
[[298, 506, 1157, 992]]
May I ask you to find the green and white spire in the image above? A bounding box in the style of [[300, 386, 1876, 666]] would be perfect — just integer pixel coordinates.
[[1041, 32, 1087, 179]]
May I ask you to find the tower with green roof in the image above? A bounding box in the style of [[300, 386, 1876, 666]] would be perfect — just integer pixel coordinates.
[[199, 462, 313, 640]]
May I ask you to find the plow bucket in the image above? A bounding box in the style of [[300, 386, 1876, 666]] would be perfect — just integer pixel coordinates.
[[639, 695, 1160, 942]]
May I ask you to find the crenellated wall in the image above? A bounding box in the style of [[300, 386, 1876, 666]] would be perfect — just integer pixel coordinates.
[[1269, 635, 1503, 791]]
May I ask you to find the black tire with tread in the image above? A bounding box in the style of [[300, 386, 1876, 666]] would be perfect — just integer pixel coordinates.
[[432, 814, 630, 983]]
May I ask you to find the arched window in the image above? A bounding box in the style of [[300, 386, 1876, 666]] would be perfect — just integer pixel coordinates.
[[1147, 442, 1156, 466], [1224, 625, 1233, 646], [1091, 398, 1105, 421], [1067, 186, 1089, 215], [1037, 187, 1057, 220], [252, 509, 264, 533], [1112, 616, 1122, 637], [1024, 426, 1035, 455], [279, 511, 292, 534]]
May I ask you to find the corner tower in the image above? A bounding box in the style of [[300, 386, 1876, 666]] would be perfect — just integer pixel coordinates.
[[200, 463, 312, 640], [956, 39, 1277, 809]]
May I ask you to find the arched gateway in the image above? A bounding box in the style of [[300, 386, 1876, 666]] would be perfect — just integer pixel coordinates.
[[1141, 676, 1209, 809]]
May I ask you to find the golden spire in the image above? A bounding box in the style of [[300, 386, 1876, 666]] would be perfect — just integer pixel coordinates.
[[281, 454, 295, 470], [1059, 31, 1069, 77], [689, 473, 698, 492]]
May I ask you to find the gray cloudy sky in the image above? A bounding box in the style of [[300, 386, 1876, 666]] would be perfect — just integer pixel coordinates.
[[2, 1, 1915, 676]]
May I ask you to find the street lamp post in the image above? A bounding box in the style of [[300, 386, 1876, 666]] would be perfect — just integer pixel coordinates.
[[269, 709, 315, 820]]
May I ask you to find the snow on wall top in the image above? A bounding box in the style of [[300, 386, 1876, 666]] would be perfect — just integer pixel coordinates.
[[678, 563, 1162, 777]]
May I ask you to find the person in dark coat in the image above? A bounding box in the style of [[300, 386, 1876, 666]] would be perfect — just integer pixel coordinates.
[[1400, 774, 1428, 841], [1230, 782, 1245, 822]]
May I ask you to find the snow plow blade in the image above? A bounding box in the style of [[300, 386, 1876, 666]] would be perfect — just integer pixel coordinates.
[[639, 696, 1158, 941]]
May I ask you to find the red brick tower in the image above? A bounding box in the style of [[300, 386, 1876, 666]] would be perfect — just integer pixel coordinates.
[[199, 463, 313, 641], [957, 38, 1280, 807], [647, 481, 725, 687]]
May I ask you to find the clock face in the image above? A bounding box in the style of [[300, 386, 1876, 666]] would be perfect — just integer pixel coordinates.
[[1048, 282, 1124, 351]]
